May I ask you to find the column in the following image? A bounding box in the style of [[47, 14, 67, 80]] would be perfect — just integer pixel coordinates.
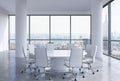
[[16, 0, 27, 57], [91, 0, 103, 60]]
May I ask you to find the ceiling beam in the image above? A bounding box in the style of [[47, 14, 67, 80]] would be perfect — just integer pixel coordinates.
[[103, 0, 114, 8]]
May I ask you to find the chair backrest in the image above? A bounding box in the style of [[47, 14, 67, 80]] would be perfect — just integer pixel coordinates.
[[28, 44, 35, 55], [91, 45, 97, 63], [85, 44, 92, 57], [35, 46, 48, 67], [70, 47, 83, 68], [22, 46, 27, 63], [67, 43, 73, 50], [46, 43, 54, 53]]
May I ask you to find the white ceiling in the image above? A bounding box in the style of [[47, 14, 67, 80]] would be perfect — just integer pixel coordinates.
[[0, 0, 101, 14]]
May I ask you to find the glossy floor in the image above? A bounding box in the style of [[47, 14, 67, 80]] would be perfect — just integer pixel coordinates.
[[0, 51, 120, 81]]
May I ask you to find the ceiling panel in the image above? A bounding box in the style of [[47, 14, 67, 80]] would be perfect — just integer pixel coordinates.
[[0, 0, 91, 14]]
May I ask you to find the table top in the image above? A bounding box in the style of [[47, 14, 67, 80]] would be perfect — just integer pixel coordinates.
[[47, 50, 71, 58]]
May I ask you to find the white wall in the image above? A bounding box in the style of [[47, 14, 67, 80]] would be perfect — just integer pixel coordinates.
[[0, 8, 8, 52]]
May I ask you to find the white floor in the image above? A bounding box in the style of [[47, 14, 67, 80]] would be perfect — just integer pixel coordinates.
[[0, 50, 120, 81]]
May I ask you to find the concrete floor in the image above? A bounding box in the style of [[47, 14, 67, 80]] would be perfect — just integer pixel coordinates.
[[0, 50, 120, 81]]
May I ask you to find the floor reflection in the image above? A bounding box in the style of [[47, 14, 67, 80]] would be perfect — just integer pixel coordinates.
[[0, 50, 120, 81]]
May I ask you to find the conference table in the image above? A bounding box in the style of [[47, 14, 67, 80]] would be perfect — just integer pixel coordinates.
[[47, 50, 71, 72], [47, 49, 87, 72]]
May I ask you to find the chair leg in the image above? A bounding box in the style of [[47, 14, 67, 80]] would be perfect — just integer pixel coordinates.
[[21, 69, 25, 73], [34, 68, 40, 77], [21, 65, 29, 73], [62, 67, 72, 79], [88, 64, 95, 75], [79, 66, 85, 78], [44, 67, 52, 80], [79, 66, 84, 74], [71, 67, 78, 81], [96, 69, 99, 72], [73, 73, 77, 81], [35, 68, 46, 80], [74, 78, 77, 81], [35, 76, 39, 80]]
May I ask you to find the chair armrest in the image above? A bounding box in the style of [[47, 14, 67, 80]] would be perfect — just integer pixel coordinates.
[[64, 59, 69, 62], [64, 60, 70, 68], [47, 58, 51, 67]]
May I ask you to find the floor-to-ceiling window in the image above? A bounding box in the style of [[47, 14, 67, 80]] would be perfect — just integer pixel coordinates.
[[9, 16, 15, 50], [71, 16, 90, 49], [30, 16, 49, 46], [111, 0, 120, 59], [51, 16, 70, 49], [9, 15, 91, 50], [103, 6, 109, 55], [102, 0, 120, 60]]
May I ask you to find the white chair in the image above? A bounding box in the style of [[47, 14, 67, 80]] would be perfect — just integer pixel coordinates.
[[67, 43, 73, 50], [64, 47, 84, 81], [83, 45, 98, 74], [46, 43, 54, 65], [64, 43, 73, 62], [46, 43, 54, 53], [28, 44, 36, 59], [85, 44, 92, 52], [21, 46, 36, 74], [84, 44, 92, 58], [35, 46, 51, 80]]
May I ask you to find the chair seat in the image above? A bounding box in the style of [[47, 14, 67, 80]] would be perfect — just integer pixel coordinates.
[[83, 58, 93, 64], [28, 59, 36, 64], [29, 54, 35, 59]]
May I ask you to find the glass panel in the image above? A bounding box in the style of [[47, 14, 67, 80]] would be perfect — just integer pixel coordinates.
[[71, 16, 90, 39], [27, 16, 29, 39], [111, 0, 120, 59], [10, 16, 15, 39], [51, 40, 70, 50], [71, 39, 90, 49], [30, 16, 49, 39], [30, 39, 49, 47], [103, 41, 109, 54], [111, 0, 120, 40], [10, 40, 16, 50], [9, 16, 15, 50], [103, 6, 108, 40], [9, 16, 29, 50], [111, 41, 120, 59], [103, 6, 108, 55], [51, 16, 70, 39]]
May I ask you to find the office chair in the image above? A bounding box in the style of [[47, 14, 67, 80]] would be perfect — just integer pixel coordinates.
[[85, 44, 92, 55], [67, 43, 73, 50], [83, 44, 92, 60], [34, 46, 51, 80], [64, 47, 84, 81], [46, 43, 54, 53], [21, 46, 36, 74], [83, 45, 98, 74], [28, 44, 35, 59], [64, 43, 74, 62], [46, 43, 54, 66]]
